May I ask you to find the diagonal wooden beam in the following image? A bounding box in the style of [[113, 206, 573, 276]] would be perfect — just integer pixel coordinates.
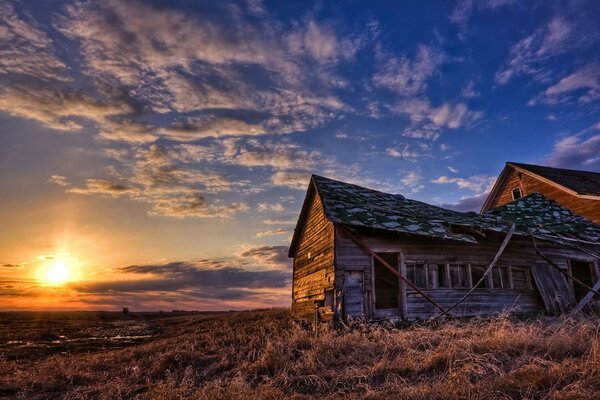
[[338, 225, 449, 315], [571, 277, 600, 314]]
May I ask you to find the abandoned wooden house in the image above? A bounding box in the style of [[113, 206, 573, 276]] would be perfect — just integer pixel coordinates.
[[289, 175, 600, 321], [481, 162, 600, 225]]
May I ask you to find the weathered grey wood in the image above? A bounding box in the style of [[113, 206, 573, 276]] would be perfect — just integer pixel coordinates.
[[436, 224, 516, 318], [344, 270, 364, 317], [531, 263, 576, 315], [339, 225, 449, 314], [571, 277, 600, 314], [291, 190, 335, 318]]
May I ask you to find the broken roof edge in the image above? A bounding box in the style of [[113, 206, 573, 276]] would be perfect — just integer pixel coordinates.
[[312, 174, 518, 243], [487, 192, 600, 245]]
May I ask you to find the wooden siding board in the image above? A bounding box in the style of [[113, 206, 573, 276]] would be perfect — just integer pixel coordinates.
[[531, 263, 577, 315], [291, 192, 335, 318], [330, 227, 586, 320]]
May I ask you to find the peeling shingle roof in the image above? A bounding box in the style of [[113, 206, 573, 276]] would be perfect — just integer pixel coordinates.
[[289, 175, 600, 257], [487, 192, 600, 243], [509, 162, 600, 197], [312, 175, 512, 243]]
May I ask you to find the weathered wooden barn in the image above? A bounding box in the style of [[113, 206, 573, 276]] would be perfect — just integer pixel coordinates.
[[289, 175, 600, 321], [481, 162, 600, 225]]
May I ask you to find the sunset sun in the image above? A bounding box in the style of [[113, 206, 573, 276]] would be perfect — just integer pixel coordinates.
[[46, 260, 69, 284]]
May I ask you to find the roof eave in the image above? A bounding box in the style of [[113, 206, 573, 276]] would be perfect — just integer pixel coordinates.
[[508, 162, 600, 200], [480, 163, 511, 213], [288, 176, 321, 258]]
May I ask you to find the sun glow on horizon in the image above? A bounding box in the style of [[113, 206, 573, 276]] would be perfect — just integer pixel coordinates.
[[46, 260, 69, 284], [35, 253, 81, 285]]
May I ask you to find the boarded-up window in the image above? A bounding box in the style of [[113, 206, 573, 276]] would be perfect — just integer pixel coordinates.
[[511, 267, 529, 289], [470, 265, 488, 288], [374, 253, 399, 309], [492, 266, 510, 288], [449, 264, 468, 288], [407, 263, 427, 288]]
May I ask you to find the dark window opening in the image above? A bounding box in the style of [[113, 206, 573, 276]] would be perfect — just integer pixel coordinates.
[[470, 265, 488, 288], [492, 266, 510, 288], [570, 260, 595, 301], [407, 263, 427, 288], [427, 264, 446, 288], [449, 264, 469, 288], [512, 187, 522, 200], [374, 253, 399, 309]]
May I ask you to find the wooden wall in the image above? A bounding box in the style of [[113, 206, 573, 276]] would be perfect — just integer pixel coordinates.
[[291, 192, 335, 318], [334, 227, 596, 320], [490, 167, 600, 224]]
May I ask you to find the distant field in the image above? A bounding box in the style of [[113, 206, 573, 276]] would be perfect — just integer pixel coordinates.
[[1, 308, 600, 399]]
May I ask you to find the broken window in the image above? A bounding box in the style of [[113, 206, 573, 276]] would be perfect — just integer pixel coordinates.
[[492, 266, 511, 288], [470, 265, 488, 288], [406, 263, 427, 288], [449, 264, 469, 288], [570, 260, 595, 301], [511, 187, 522, 200], [427, 264, 445, 288]]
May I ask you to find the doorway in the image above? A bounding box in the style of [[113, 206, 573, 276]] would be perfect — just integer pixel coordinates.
[[570, 260, 596, 301], [373, 253, 400, 310]]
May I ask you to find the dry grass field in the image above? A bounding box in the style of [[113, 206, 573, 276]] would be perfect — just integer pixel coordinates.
[[1, 308, 600, 399]]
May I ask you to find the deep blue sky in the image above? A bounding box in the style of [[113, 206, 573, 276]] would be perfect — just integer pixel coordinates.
[[1, 0, 599, 310]]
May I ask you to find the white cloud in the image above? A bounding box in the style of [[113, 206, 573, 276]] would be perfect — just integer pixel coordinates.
[[431, 174, 496, 193], [538, 64, 600, 104], [254, 228, 288, 238], [0, 86, 134, 131], [450, 0, 515, 35], [400, 171, 422, 188], [55, 0, 359, 136], [49, 175, 69, 187], [460, 81, 480, 99], [159, 116, 266, 142], [392, 99, 482, 139], [495, 17, 574, 85], [373, 45, 445, 96], [257, 202, 285, 212], [271, 170, 312, 189], [545, 133, 600, 170], [0, 2, 68, 81], [385, 145, 420, 160], [66, 144, 248, 218]]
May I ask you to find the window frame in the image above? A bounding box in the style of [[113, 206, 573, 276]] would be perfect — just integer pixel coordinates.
[[511, 187, 523, 200], [403, 262, 534, 291]]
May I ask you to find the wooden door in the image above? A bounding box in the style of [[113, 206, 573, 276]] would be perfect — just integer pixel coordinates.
[[344, 271, 364, 317]]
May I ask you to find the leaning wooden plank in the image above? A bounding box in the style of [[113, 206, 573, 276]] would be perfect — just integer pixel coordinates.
[[532, 233, 600, 297], [571, 277, 600, 314], [339, 224, 449, 315], [531, 263, 576, 315], [434, 224, 516, 319]]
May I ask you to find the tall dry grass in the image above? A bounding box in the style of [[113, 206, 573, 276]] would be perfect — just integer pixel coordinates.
[[2, 308, 600, 399]]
